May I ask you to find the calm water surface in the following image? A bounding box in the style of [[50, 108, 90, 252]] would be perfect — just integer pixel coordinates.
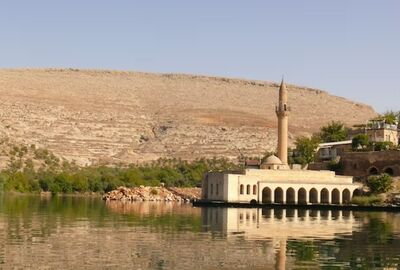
[[0, 195, 399, 269]]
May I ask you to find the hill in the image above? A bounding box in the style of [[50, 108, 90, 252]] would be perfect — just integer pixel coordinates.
[[0, 69, 377, 166]]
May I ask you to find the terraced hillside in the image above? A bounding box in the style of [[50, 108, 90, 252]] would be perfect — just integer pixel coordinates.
[[0, 69, 377, 166]]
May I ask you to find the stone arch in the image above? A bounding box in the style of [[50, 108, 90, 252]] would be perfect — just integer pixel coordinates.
[[331, 188, 340, 204], [298, 188, 307, 204], [253, 185, 257, 195], [353, 188, 362, 197], [309, 188, 318, 203], [368, 166, 379, 175], [274, 187, 284, 204], [342, 189, 351, 204], [262, 187, 272, 203], [240, 184, 244, 195], [286, 188, 296, 204], [320, 188, 330, 204], [383, 167, 394, 176], [246, 185, 251, 195]]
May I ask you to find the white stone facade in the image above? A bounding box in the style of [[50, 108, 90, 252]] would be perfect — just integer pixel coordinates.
[[202, 168, 361, 205]]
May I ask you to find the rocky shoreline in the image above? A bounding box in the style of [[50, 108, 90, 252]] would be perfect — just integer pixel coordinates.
[[102, 186, 201, 202]]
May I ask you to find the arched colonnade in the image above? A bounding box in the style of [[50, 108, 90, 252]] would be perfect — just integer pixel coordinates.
[[261, 185, 359, 205]]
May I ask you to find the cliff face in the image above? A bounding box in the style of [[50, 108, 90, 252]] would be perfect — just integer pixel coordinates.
[[0, 69, 377, 165]]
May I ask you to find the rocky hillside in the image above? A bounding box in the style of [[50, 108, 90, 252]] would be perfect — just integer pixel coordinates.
[[0, 69, 377, 166]]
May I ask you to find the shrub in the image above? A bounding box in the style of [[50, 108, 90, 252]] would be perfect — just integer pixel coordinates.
[[352, 134, 370, 151], [327, 160, 342, 172], [367, 174, 393, 194], [150, 188, 158, 195], [352, 195, 383, 206], [373, 142, 394, 151]]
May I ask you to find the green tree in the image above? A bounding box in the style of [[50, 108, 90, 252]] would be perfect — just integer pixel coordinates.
[[293, 135, 321, 165], [352, 134, 370, 151], [367, 174, 393, 194], [319, 121, 348, 142], [381, 111, 399, 125]]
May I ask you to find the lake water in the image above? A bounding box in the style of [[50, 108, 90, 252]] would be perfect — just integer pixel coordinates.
[[0, 195, 399, 269]]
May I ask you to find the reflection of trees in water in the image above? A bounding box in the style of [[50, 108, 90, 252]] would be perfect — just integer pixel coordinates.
[[0, 196, 202, 242], [287, 213, 399, 269], [336, 215, 399, 269]]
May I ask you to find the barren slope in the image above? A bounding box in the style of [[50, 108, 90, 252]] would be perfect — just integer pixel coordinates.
[[0, 69, 377, 165]]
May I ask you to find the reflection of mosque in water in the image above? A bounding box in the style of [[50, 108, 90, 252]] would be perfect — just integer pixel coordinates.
[[202, 207, 357, 239], [202, 207, 359, 270]]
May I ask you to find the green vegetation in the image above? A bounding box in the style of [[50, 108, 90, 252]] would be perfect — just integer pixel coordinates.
[[351, 195, 383, 206], [373, 141, 394, 151], [290, 121, 348, 165], [327, 159, 342, 172], [290, 135, 321, 165], [352, 135, 395, 152], [318, 121, 348, 143], [0, 157, 241, 194], [381, 111, 399, 125], [367, 174, 393, 194], [352, 134, 370, 151]]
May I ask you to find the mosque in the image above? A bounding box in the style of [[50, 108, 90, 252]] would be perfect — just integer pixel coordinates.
[[201, 79, 361, 205]]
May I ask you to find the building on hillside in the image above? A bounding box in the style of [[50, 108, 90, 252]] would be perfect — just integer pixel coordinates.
[[201, 79, 360, 205], [365, 119, 399, 146], [349, 119, 399, 146], [316, 140, 352, 161]]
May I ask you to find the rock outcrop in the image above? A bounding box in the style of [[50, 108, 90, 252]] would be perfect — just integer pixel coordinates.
[[102, 186, 201, 202]]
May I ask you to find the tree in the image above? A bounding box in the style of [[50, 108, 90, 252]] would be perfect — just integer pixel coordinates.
[[352, 134, 370, 151], [293, 135, 321, 165], [381, 111, 399, 125], [319, 121, 348, 142], [367, 174, 393, 194]]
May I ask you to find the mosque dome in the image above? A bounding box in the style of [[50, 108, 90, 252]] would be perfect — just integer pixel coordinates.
[[263, 155, 283, 165]]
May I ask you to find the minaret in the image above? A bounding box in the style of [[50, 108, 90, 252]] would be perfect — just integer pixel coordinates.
[[275, 78, 290, 164]]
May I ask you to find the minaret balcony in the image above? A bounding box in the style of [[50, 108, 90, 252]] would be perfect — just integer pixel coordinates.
[[275, 104, 291, 113]]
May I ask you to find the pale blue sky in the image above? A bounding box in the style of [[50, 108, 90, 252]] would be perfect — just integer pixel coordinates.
[[0, 1, 399, 112]]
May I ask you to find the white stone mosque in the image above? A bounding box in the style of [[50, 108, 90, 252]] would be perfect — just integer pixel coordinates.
[[201, 79, 361, 205]]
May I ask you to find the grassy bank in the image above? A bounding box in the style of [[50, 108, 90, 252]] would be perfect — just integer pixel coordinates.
[[0, 158, 241, 194]]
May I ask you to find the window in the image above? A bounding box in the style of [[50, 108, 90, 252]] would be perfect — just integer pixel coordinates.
[[210, 184, 213, 195], [253, 185, 257, 195], [240, 184, 244, 195], [246, 185, 251, 195], [216, 184, 219, 196]]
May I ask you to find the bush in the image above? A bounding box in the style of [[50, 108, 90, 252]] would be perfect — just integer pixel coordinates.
[[327, 160, 342, 172], [373, 142, 394, 151], [352, 195, 383, 206], [352, 134, 370, 151], [367, 174, 393, 194]]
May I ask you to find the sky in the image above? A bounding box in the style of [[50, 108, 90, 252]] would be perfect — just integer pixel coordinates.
[[0, 1, 399, 112]]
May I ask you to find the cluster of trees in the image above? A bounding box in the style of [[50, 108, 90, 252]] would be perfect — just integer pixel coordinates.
[[0, 157, 241, 194]]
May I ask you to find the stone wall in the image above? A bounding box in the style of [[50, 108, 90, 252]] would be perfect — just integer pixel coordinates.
[[340, 150, 400, 178]]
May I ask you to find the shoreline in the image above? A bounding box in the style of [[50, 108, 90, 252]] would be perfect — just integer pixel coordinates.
[[192, 200, 400, 212]]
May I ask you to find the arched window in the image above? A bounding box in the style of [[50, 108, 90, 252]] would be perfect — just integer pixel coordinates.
[[368, 167, 379, 175], [253, 185, 257, 195], [384, 167, 394, 176], [246, 185, 251, 195], [240, 184, 244, 195]]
